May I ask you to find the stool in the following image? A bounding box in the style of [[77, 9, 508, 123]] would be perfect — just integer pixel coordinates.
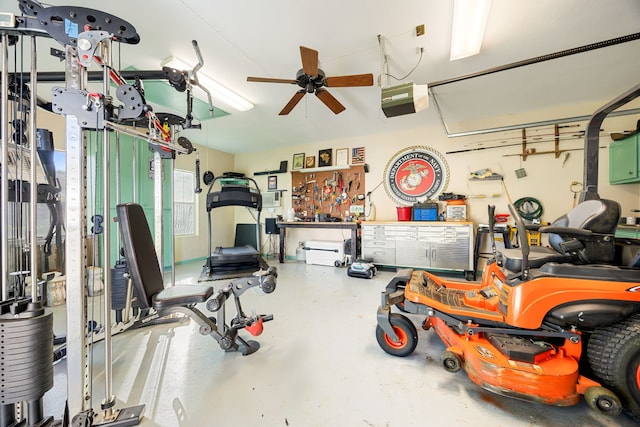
[[473, 225, 512, 279]]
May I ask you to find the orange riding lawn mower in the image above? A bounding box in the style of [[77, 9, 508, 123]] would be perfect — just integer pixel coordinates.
[[375, 83, 640, 420]]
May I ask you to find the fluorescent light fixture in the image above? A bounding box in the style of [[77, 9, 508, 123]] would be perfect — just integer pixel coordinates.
[[450, 0, 492, 61], [162, 56, 254, 112]]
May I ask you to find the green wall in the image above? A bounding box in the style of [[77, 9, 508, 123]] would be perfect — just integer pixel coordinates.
[[91, 132, 173, 269]]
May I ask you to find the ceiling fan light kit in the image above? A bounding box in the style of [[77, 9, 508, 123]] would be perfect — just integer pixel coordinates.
[[247, 46, 374, 115]]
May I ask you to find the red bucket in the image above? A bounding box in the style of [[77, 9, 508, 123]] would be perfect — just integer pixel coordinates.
[[397, 206, 412, 221]]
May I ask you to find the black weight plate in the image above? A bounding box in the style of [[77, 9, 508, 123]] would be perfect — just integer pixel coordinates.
[[1, 362, 53, 377], [1, 367, 53, 384], [1, 370, 53, 389], [0, 313, 52, 327], [1, 344, 53, 357], [1, 354, 53, 369], [1, 329, 53, 344], [0, 320, 53, 334]]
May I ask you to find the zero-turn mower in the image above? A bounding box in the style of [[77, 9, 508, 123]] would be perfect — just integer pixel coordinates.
[[376, 81, 640, 421], [376, 199, 640, 419]]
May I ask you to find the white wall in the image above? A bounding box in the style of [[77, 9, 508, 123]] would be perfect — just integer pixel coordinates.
[[234, 106, 640, 259], [38, 95, 640, 262], [174, 142, 234, 263]]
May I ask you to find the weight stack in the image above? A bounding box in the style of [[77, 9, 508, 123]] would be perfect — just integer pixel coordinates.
[[111, 258, 142, 324], [111, 258, 130, 311], [111, 258, 131, 324], [0, 300, 53, 406]]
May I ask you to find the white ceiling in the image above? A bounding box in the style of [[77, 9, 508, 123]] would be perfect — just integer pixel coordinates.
[[3, 0, 640, 153]]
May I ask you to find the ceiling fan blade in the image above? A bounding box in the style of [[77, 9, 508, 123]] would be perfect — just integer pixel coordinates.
[[279, 90, 306, 115], [315, 89, 345, 114], [247, 76, 298, 84], [300, 46, 319, 77], [325, 73, 374, 87]]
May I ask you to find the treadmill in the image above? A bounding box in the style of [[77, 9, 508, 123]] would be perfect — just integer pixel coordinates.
[[204, 173, 265, 278]]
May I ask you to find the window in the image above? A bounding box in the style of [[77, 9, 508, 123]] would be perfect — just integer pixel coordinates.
[[173, 169, 197, 236]]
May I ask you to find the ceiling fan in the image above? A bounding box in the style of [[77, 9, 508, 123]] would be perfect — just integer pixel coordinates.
[[247, 46, 374, 115]]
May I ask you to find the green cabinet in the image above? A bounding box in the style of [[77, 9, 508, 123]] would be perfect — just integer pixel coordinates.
[[609, 134, 640, 184]]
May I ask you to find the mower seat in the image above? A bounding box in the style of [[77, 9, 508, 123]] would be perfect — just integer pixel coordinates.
[[501, 199, 620, 273]]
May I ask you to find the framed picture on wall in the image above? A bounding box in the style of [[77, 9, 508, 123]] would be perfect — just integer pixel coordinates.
[[351, 147, 365, 165], [336, 148, 348, 166], [267, 175, 278, 190], [305, 155, 316, 168], [292, 153, 305, 170], [318, 149, 332, 167]]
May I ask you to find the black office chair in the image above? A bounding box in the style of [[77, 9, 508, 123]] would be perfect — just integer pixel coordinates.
[[500, 199, 621, 275], [117, 203, 276, 355]]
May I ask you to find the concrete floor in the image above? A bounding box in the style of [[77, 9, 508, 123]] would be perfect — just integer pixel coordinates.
[[43, 260, 637, 427]]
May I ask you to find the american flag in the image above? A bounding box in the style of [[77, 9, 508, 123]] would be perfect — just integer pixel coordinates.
[[351, 147, 365, 164]]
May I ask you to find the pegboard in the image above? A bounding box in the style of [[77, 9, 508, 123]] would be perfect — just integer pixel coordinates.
[[291, 165, 366, 220]]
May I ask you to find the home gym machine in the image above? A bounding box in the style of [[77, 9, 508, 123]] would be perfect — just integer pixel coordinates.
[[0, 10, 63, 427], [0, 1, 277, 426]]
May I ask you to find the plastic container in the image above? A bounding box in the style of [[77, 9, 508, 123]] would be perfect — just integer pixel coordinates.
[[45, 273, 66, 306], [87, 266, 104, 297], [296, 242, 306, 262], [397, 206, 412, 221], [446, 199, 467, 221]]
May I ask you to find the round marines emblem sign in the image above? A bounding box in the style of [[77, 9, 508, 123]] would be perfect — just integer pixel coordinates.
[[384, 146, 449, 205]]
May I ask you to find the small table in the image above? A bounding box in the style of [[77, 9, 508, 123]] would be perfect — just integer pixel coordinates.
[[277, 221, 359, 263]]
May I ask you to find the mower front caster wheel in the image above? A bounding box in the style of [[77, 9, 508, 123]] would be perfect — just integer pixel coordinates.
[[441, 350, 462, 373], [376, 313, 418, 357], [584, 386, 622, 416]]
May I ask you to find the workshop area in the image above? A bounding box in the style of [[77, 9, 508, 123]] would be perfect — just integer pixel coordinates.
[[1, 1, 639, 426]]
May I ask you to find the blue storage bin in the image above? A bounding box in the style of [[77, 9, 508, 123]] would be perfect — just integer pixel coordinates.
[[412, 203, 438, 221]]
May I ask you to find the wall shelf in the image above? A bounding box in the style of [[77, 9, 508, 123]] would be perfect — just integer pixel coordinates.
[[295, 165, 352, 173]]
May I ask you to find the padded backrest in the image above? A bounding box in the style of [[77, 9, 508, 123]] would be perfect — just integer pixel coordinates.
[[548, 199, 620, 252], [116, 203, 165, 308]]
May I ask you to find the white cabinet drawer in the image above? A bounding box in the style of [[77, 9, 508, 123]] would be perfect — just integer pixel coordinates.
[[362, 246, 395, 264], [362, 238, 396, 248]]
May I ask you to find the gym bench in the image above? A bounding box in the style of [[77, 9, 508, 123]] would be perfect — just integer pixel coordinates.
[[117, 203, 276, 355]]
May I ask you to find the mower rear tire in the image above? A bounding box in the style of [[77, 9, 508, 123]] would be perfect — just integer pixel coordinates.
[[584, 386, 622, 416], [587, 313, 640, 420], [376, 313, 418, 357]]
